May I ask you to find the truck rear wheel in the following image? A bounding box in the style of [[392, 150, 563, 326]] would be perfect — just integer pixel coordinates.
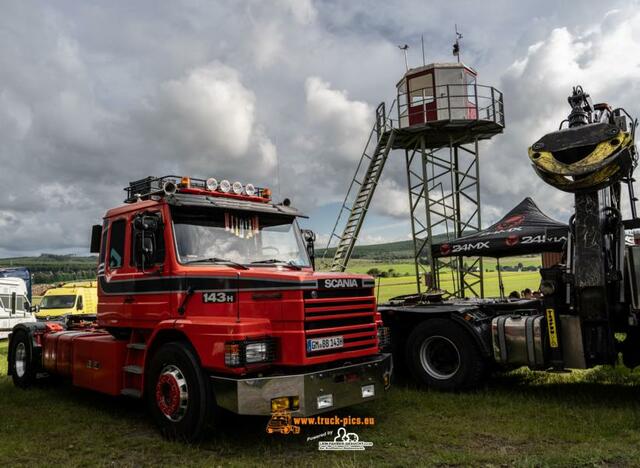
[[405, 319, 485, 390], [9, 330, 37, 388], [146, 342, 214, 441]]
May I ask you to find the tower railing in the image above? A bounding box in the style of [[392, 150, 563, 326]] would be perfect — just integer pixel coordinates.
[[395, 84, 504, 128]]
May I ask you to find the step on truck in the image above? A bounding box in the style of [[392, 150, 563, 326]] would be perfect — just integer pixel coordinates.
[[380, 87, 640, 390], [7, 175, 392, 440]]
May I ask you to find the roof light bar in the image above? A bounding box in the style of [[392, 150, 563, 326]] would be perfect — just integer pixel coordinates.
[[124, 176, 272, 203]]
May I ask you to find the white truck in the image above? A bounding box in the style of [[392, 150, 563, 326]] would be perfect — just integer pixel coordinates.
[[0, 277, 35, 339]]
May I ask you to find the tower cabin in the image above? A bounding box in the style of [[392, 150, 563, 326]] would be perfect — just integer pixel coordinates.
[[395, 62, 504, 145], [398, 62, 481, 126]]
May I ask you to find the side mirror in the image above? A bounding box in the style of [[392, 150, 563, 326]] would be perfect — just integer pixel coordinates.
[[31, 305, 39, 313], [134, 215, 160, 231], [90, 225, 102, 253], [301, 229, 316, 269], [76, 300, 83, 311], [134, 212, 163, 271], [142, 236, 155, 264]]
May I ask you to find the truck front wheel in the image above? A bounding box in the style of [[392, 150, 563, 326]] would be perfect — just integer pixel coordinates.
[[405, 319, 485, 390], [146, 342, 214, 441]]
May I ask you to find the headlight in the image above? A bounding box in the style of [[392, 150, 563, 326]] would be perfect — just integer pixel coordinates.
[[225, 338, 275, 367], [206, 177, 218, 191], [219, 179, 231, 193], [245, 341, 269, 363]]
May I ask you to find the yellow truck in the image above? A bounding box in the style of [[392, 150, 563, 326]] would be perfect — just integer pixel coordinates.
[[36, 281, 98, 320]]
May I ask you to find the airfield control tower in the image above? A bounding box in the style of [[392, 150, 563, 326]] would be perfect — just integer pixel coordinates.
[[325, 61, 504, 298]]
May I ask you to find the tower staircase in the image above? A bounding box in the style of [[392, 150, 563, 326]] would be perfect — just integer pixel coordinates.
[[325, 102, 396, 271]]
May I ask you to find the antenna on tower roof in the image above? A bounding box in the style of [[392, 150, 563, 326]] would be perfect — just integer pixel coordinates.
[[398, 44, 409, 71], [453, 24, 463, 63]]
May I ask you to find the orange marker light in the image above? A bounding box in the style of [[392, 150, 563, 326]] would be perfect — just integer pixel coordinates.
[[180, 176, 191, 188]]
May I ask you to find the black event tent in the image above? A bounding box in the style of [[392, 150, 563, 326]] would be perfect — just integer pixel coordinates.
[[432, 197, 568, 259]]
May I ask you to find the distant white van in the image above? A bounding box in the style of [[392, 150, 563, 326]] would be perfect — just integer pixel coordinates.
[[0, 277, 35, 339]]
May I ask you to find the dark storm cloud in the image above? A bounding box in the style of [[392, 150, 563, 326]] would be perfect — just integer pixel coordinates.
[[0, 0, 637, 256]]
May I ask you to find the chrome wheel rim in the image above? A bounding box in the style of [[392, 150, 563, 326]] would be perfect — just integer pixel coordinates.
[[419, 335, 460, 380], [15, 342, 27, 378], [155, 364, 189, 422]]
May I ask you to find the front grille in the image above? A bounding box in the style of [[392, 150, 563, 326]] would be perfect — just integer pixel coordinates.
[[304, 287, 372, 299], [304, 288, 378, 357]]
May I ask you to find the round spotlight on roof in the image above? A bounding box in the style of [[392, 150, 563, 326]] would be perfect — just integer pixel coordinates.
[[232, 181, 243, 195], [219, 179, 231, 193], [206, 177, 218, 191], [244, 183, 256, 196]]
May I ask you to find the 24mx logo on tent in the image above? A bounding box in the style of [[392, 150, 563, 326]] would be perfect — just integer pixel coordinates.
[[441, 241, 490, 255]]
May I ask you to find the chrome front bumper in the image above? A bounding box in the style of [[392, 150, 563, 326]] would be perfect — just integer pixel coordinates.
[[211, 353, 392, 416]]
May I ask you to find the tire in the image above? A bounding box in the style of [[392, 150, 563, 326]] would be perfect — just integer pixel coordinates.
[[9, 330, 38, 388], [146, 342, 214, 441], [405, 319, 485, 391]]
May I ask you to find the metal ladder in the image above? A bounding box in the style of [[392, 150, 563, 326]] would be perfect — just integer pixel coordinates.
[[326, 102, 396, 271]]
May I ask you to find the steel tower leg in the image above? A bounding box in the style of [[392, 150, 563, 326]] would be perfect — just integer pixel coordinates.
[[452, 138, 484, 298], [405, 136, 484, 298]]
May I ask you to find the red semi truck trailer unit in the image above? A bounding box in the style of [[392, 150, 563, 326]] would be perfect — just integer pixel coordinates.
[[7, 175, 392, 440]]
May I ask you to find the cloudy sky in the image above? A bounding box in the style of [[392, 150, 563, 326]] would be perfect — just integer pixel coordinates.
[[1, 0, 640, 257]]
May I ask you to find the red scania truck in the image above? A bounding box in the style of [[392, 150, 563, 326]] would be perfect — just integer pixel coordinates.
[[7, 175, 392, 440]]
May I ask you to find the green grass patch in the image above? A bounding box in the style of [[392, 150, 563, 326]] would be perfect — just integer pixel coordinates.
[[342, 259, 542, 303], [2, 341, 640, 466]]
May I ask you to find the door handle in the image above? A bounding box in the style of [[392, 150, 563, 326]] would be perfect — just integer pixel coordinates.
[[124, 295, 135, 304]]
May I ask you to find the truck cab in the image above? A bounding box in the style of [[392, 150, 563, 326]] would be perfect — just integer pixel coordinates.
[[0, 278, 35, 339], [36, 281, 98, 320], [0, 267, 33, 303], [8, 175, 392, 441]]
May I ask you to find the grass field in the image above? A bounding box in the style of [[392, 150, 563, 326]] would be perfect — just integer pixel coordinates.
[[344, 258, 542, 303], [2, 340, 640, 466], [3, 256, 640, 466]]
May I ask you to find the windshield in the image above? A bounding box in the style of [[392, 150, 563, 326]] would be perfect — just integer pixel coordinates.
[[40, 295, 77, 309], [172, 208, 310, 267]]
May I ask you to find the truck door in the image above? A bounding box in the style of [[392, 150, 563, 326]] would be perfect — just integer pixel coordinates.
[[99, 218, 128, 327], [7, 292, 30, 329], [128, 210, 172, 323]]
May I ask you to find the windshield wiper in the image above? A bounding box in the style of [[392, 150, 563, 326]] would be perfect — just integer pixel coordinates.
[[184, 257, 249, 270], [250, 259, 302, 270]]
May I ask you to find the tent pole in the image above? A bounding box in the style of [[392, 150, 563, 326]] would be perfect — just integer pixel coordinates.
[[497, 257, 505, 300]]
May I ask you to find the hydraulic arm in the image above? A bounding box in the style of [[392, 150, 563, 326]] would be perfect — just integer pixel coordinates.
[[529, 86, 638, 367]]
